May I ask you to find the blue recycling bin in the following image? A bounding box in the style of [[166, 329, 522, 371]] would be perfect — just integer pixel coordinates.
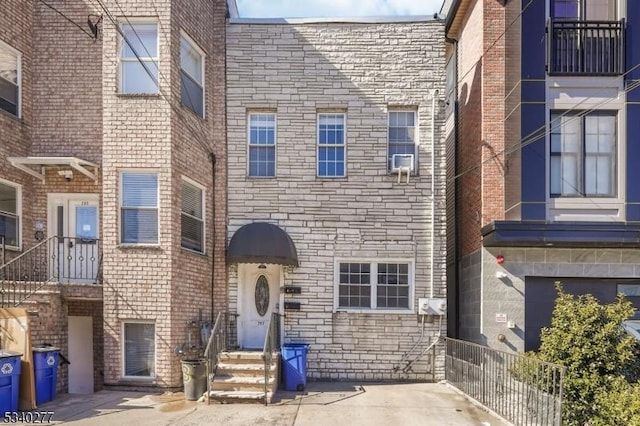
[[282, 343, 310, 391], [33, 347, 60, 405], [0, 351, 22, 415]]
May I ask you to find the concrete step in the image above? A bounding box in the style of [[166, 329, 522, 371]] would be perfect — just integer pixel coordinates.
[[207, 390, 272, 404], [211, 374, 275, 392], [218, 351, 266, 363], [216, 362, 277, 377]]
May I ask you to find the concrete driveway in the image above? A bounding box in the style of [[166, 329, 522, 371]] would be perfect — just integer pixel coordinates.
[[39, 382, 504, 426]]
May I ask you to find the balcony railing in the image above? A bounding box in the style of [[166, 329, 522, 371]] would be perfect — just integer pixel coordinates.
[[547, 18, 625, 75]]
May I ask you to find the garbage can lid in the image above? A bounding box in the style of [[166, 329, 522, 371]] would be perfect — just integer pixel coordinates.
[[181, 358, 206, 365], [33, 347, 60, 352], [0, 350, 22, 358]]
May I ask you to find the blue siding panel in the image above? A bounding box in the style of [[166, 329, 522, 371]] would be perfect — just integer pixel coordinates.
[[521, 104, 546, 218], [627, 2, 640, 80], [628, 105, 640, 220], [521, 0, 546, 80], [522, 80, 545, 103]]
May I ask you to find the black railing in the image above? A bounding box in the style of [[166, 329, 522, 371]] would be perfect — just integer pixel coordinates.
[[548, 19, 625, 75], [445, 338, 565, 426], [204, 312, 238, 404], [0, 236, 102, 307], [262, 312, 281, 405]]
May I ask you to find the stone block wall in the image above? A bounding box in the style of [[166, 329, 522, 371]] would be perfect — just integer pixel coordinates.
[[227, 19, 447, 380]]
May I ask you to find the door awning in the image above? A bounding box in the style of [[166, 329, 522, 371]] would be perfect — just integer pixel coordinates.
[[227, 222, 299, 266], [7, 156, 99, 182]]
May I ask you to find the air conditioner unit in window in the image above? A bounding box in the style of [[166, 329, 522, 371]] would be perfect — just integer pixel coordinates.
[[391, 154, 414, 183]]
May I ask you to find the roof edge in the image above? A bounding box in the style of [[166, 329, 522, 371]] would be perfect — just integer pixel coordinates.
[[229, 15, 442, 25]]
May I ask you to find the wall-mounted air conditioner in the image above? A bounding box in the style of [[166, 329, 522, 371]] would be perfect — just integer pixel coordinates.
[[391, 154, 414, 183]]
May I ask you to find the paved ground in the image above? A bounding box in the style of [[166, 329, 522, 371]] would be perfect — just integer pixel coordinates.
[[35, 382, 505, 426]]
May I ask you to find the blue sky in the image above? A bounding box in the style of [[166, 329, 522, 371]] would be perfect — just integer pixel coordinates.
[[235, 0, 443, 18]]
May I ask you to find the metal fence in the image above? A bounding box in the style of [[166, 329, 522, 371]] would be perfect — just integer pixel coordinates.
[[445, 338, 565, 426]]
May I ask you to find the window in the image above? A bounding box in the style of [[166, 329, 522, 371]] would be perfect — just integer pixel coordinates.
[[248, 113, 276, 177], [0, 41, 20, 117], [181, 179, 204, 252], [123, 322, 155, 378], [552, 0, 615, 20], [180, 34, 204, 117], [337, 261, 412, 311], [0, 181, 19, 248], [550, 111, 616, 197], [317, 113, 346, 177], [121, 172, 158, 244], [120, 22, 158, 94], [388, 111, 417, 171]]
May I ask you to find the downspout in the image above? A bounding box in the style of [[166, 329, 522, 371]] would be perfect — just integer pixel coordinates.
[[209, 152, 217, 324], [430, 89, 439, 298]]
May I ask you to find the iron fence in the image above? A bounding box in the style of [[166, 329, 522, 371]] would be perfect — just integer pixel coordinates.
[[548, 19, 625, 75], [204, 312, 238, 404], [445, 338, 565, 426]]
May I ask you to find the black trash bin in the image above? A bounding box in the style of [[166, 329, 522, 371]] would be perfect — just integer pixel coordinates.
[[282, 343, 310, 391], [181, 358, 207, 401], [33, 347, 60, 405]]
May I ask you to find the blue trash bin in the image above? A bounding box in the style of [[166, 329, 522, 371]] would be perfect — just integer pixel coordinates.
[[0, 351, 22, 415], [33, 347, 60, 405], [281, 343, 310, 391]]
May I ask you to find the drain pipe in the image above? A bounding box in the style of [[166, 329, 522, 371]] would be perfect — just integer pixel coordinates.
[[430, 89, 439, 298], [209, 153, 217, 324]]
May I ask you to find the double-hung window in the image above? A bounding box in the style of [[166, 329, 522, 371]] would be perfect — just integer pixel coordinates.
[[180, 34, 204, 117], [0, 181, 20, 248], [248, 113, 276, 177], [388, 110, 417, 171], [120, 22, 159, 94], [0, 41, 20, 117], [550, 111, 616, 197], [317, 113, 346, 177], [121, 172, 159, 244], [337, 261, 412, 311], [181, 179, 204, 253], [123, 322, 155, 378]]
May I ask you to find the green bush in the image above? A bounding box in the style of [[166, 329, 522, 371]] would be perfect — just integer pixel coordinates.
[[529, 283, 640, 425]]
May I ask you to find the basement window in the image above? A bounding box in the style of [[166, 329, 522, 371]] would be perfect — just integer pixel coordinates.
[[123, 322, 156, 378]]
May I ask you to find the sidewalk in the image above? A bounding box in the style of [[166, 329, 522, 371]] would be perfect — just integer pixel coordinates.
[[39, 382, 504, 426]]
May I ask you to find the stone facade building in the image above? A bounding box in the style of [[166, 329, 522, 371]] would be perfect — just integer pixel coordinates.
[[226, 17, 447, 380]]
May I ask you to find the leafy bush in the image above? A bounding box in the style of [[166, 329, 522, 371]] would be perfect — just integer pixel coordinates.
[[529, 283, 640, 425]]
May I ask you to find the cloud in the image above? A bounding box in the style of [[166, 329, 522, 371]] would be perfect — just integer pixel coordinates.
[[235, 0, 443, 18]]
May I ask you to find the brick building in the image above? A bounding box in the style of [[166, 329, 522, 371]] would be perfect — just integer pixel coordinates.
[[226, 17, 447, 380], [1, 0, 228, 393], [443, 0, 640, 352]]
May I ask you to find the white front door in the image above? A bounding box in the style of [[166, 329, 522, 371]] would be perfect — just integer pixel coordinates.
[[68, 316, 94, 394], [240, 264, 281, 349], [49, 194, 100, 283]]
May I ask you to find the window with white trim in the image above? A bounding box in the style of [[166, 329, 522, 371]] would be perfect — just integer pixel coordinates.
[[120, 22, 159, 94], [248, 113, 276, 177], [317, 113, 346, 177], [181, 179, 204, 252], [0, 181, 20, 248], [388, 110, 417, 171], [180, 34, 204, 117], [120, 172, 158, 244], [123, 322, 155, 378], [0, 40, 20, 117], [550, 111, 616, 197], [337, 261, 412, 310]]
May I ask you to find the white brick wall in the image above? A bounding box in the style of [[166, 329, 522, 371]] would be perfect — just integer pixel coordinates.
[[227, 20, 447, 380]]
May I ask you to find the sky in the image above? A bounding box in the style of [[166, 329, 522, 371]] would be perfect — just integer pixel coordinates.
[[235, 0, 444, 18]]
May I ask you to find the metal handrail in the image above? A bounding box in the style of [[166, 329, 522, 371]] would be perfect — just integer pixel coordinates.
[[262, 312, 281, 405], [0, 236, 102, 307], [547, 18, 625, 75], [204, 312, 226, 405], [445, 338, 565, 426], [0, 235, 5, 266]]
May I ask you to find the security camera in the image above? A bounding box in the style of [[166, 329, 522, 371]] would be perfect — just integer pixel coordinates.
[[58, 170, 73, 181]]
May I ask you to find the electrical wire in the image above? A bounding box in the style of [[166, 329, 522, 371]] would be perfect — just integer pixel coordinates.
[[37, 0, 97, 40]]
